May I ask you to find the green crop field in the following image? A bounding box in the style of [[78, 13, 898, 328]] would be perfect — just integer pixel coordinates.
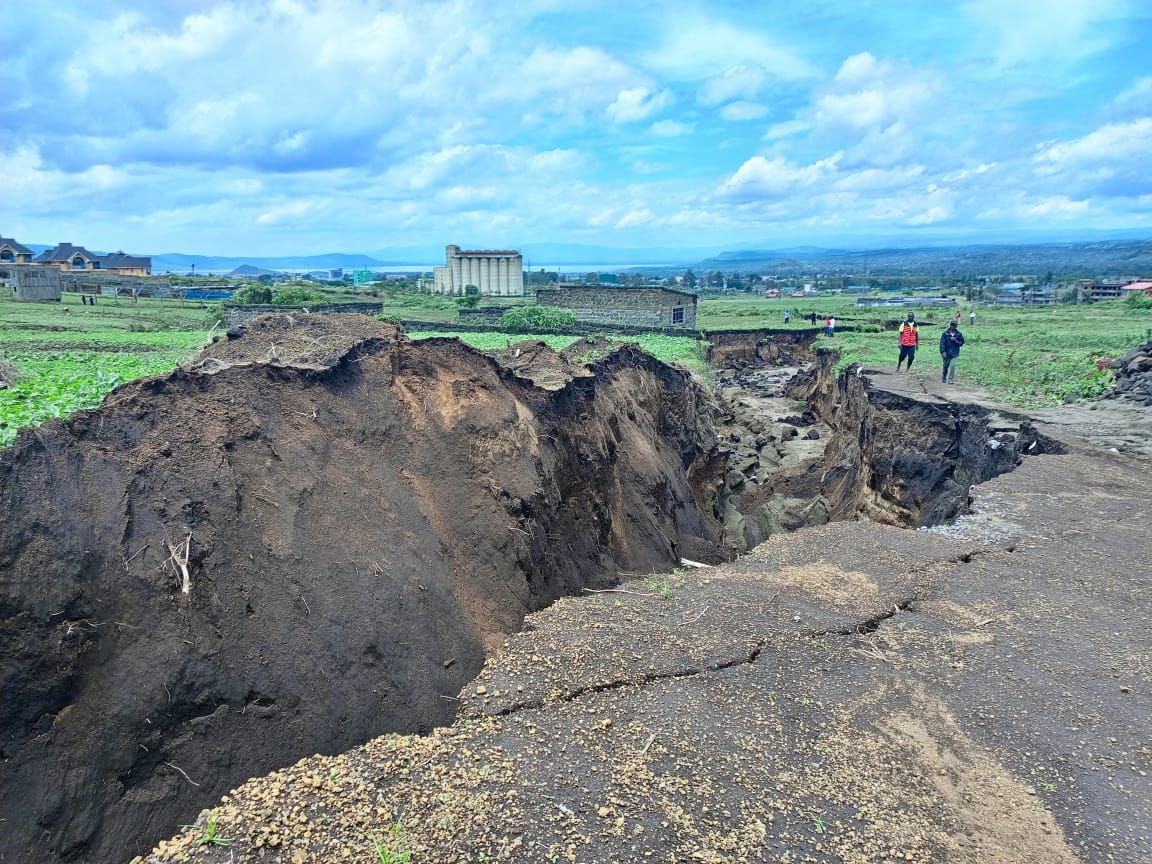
[[0, 294, 212, 445]]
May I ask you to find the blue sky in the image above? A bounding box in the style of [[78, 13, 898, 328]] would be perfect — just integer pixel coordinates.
[[2, 0, 1151, 256]]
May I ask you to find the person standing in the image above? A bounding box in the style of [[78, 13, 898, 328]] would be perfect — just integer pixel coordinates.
[[896, 313, 919, 371], [784, 309, 791, 324], [939, 320, 965, 383], [969, 309, 976, 326]]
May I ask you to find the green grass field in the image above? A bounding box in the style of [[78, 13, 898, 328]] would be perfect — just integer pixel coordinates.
[[697, 295, 1152, 406], [2, 289, 1148, 445], [0, 294, 211, 445]]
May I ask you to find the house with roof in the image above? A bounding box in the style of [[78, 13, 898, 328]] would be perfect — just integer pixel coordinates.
[[1121, 281, 1152, 296], [35, 243, 151, 276], [0, 237, 34, 264]]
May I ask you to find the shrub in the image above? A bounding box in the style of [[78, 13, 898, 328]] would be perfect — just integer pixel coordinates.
[[1124, 291, 1152, 311], [234, 284, 273, 304], [498, 306, 577, 331], [456, 295, 480, 309], [272, 286, 328, 305]]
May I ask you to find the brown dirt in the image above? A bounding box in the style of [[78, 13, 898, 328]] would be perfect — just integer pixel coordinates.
[[137, 451, 1152, 863], [0, 357, 20, 387], [0, 315, 726, 864]]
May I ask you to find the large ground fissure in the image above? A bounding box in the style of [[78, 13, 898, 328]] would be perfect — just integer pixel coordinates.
[[0, 317, 1058, 863]]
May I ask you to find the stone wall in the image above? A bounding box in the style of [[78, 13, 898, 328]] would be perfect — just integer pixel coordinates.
[[537, 286, 697, 329], [223, 302, 381, 326]]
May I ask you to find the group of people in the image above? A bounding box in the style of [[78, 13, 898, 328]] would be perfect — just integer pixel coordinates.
[[896, 309, 972, 383], [780, 305, 974, 383]]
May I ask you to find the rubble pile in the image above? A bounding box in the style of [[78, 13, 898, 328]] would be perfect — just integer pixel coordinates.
[[1108, 339, 1152, 406]]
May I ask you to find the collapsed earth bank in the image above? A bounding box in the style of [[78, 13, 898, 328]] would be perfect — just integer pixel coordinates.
[[1, 317, 1059, 863], [0, 316, 724, 864]]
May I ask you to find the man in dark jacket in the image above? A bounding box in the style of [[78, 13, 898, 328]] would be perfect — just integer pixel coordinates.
[[939, 320, 965, 383]]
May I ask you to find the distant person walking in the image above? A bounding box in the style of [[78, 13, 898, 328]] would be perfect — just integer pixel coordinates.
[[829, 316, 836, 336], [896, 313, 919, 371], [940, 320, 965, 383], [809, 311, 818, 325], [969, 310, 976, 326], [784, 309, 791, 324]]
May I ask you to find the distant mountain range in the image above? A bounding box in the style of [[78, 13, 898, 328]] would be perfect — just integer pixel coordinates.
[[694, 238, 1152, 277], [153, 252, 393, 272], [16, 236, 1152, 277]]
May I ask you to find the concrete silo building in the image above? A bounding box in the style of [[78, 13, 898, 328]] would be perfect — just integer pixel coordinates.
[[432, 245, 524, 296]]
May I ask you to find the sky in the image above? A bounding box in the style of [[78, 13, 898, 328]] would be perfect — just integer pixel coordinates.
[[2, 0, 1151, 257]]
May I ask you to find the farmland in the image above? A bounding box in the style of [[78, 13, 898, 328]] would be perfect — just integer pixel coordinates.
[[0, 295, 210, 445], [2, 290, 1150, 445]]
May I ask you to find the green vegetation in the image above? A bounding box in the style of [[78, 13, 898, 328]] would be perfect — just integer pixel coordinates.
[[188, 815, 232, 848], [2, 284, 1148, 447], [828, 302, 1150, 406], [694, 295, 1151, 407], [370, 823, 413, 864], [498, 306, 577, 330], [0, 294, 209, 446]]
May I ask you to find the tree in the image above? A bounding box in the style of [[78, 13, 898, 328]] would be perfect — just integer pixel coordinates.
[[682, 269, 697, 288], [584, 272, 600, 285]]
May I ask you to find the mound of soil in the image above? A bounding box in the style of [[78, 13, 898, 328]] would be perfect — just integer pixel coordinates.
[[0, 316, 725, 863], [199, 312, 401, 370], [0, 357, 20, 388]]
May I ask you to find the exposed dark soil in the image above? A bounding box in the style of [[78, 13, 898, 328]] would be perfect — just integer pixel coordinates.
[[0, 315, 725, 863], [136, 451, 1152, 864]]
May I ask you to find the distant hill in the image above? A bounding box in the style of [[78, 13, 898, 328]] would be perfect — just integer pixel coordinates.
[[694, 239, 1152, 277], [229, 264, 279, 277], [152, 252, 391, 273]]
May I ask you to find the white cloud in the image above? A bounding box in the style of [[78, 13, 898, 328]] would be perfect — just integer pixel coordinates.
[[814, 53, 938, 132], [697, 65, 769, 106], [650, 120, 694, 137], [615, 208, 656, 228], [720, 101, 770, 121], [964, 0, 1126, 68], [644, 14, 816, 81], [1037, 117, 1152, 168], [606, 87, 672, 123], [256, 199, 317, 225], [718, 153, 843, 200], [765, 119, 810, 140]]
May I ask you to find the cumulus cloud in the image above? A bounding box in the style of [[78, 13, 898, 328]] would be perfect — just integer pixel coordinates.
[[717, 154, 843, 201], [2, 0, 1149, 253], [606, 87, 672, 123]]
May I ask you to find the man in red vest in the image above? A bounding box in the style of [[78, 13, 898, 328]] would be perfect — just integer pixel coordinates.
[[896, 312, 919, 371]]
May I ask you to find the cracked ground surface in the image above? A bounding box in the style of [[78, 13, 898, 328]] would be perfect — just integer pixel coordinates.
[[139, 443, 1150, 864]]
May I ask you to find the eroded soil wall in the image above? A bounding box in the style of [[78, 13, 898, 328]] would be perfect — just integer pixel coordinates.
[[0, 323, 724, 863], [797, 350, 1062, 526]]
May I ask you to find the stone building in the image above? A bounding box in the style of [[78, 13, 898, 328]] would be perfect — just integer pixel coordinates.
[[537, 284, 697, 329], [432, 245, 523, 296]]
